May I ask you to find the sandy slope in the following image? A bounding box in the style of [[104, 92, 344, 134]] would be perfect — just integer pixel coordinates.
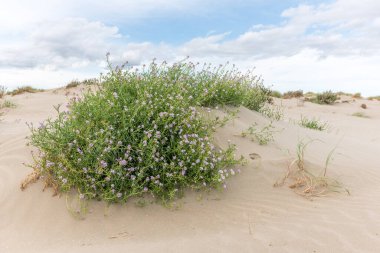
[[1, 90, 380, 253]]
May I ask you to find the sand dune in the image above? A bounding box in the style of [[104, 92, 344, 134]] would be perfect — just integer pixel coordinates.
[[1, 89, 380, 252]]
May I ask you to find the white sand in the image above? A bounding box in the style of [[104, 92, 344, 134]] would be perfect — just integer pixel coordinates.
[[1, 89, 380, 252]]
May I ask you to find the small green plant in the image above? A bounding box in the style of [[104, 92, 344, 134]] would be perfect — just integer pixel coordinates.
[[0, 85, 6, 99], [283, 90, 303, 99], [209, 108, 240, 129], [0, 100, 16, 109], [311, 90, 338, 105], [352, 112, 370, 118], [299, 116, 327, 131], [9, 86, 43, 96], [241, 122, 275, 145], [259, 104, 284, 121], [352, 92, 362, 99]]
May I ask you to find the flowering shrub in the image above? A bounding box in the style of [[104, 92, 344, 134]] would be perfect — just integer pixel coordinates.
[[28, 60, 270, 203]]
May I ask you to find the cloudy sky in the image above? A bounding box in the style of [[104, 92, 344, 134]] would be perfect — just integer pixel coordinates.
[[1, 0, 380, 95]]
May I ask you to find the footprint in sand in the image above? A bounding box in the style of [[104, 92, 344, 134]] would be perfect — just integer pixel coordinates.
[[249, 153, 261, 160]]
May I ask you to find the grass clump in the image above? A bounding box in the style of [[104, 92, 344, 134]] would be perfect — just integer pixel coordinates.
[[0, 100, 16, 109], [65, 80, 81, 89], [66, 78, 100, 89], [283, 90, 303, 99], [310, 90, 338, 105], [9, 86, 43, 96], [259, 104, 284, 121], [274, 140, 349, 198], [81, 78, 99, 86], [299, 116, 327, 131], [240, 122, 275, 145], [25, 59, 271, 204], [352, 112, 370, 118]]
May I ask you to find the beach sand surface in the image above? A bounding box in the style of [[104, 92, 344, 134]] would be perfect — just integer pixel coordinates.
[[1, 89, 380, 252]]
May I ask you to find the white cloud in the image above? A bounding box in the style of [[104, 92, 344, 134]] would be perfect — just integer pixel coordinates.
[[180, 0, 380, 59], [0, 18, 121, 69], [254, 50, 380, 96], [1, 0, 380, 95]]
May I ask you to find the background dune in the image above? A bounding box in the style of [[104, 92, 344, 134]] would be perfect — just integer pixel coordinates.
[[1, 88, 380, 252]]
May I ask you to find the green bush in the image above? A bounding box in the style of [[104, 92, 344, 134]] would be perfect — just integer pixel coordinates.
[[28, 60, 271, 204], [311, 91, 338, 105]]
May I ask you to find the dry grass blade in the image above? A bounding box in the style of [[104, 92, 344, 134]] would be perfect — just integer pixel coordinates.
[[9, 86, 43, 96], [20, 169, 41, 190], [275, 140, 349, 199]]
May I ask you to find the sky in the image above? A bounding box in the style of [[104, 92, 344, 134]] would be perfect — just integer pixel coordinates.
[[1, 0, 380, 96]]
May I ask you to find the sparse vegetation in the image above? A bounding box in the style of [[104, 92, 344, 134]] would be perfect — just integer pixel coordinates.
[[299, 116, 328, 131], [310, 90, 338, 105], [274, 140, 349, 198], [352, 112, 370, 118], [8, 86, 43, 96], [241, 122, 276, 145], [304, 91, 316, 96], [352, 92, 362, 99], [66, 78, 99, 89], [259, 104, 284, 121], [270, 90, 282, 98], [81, 78, 99, 86], [0, 100, 16, 109], [65, 80, 81, 89], [24, 59, 272, 206], [283, 90, 303, 99], [368, 96, 380, 101]]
